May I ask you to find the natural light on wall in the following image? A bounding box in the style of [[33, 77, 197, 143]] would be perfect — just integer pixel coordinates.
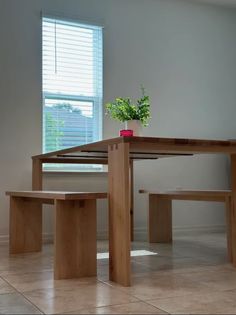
[[97, 250, 157, 259], [42, 16, 103, 171]]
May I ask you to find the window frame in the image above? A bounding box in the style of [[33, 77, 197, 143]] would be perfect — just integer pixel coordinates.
[[41, 16, 103, 172]]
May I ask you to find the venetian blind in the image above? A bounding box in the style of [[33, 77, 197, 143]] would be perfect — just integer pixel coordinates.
[[42, 17, 103, 160]]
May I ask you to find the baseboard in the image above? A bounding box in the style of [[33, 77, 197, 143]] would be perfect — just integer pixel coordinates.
[[0, 234, 9, 245], [43, 233, 54, 244], [42, 232, 110, 244], [0, 233, 55, 246], [0, 225, 226, 245], [0, 231, 109, 245], [173, 224, 226, 236], [135, 225, 226, 241], [134, 227, 148, 241]]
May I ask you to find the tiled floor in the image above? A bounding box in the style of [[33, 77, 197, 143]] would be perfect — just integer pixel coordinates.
[[1, 232, 236, 314]]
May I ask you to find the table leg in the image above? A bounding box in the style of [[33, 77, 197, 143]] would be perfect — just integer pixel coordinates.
[[230, 155, 236, 266], [31, 158, 43, 251], [149, 195, 172, 243], [225, 196, 233, 262], [32, 158, 43, 190], [130, 160, 134, 242], [9, 197, 42, 254], [108, 143, 131, 287], [54, 199, 97, 280]]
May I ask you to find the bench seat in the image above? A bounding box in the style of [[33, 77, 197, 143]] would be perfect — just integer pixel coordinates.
[[6, 190, 107, 280], [140, 189, 232, 262], [139, 189, 231, 201], [6, 191, 107, 200]]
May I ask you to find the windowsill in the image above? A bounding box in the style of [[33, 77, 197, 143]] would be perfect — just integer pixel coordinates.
[[43, 170, 108, 176]]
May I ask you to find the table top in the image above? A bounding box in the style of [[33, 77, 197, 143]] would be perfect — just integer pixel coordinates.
[[32, 136, 236, 163]]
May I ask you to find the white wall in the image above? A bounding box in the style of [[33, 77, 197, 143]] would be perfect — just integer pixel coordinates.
[[1, 0, 236, 242]]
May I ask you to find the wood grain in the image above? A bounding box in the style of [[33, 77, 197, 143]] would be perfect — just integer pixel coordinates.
[[41, 157, 108, 164], [54, 199, 97, 280], [108, 143, 131, 287], [9, 197, 42, 254], [29, 137, 236, 283], [142, 189, 232, 262], [32, 158, 43, 190], [6, 191, 107, 200], [130, 160, 134, 242], [225, 196, 233, 262], [149, 195, 172, 243], [32, 137, 236, 159], [231, 155, 236, 266], [140, 190, 231, 202]]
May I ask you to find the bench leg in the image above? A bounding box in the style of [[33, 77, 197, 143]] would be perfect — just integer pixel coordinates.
[[148, 195, 172, 243], [54, 199, 97, 280], [225, 196, 233, 262], [9, 197, 42, 254]]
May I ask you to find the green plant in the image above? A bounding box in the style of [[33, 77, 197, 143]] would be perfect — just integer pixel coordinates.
[[105, 86, 151, 126]]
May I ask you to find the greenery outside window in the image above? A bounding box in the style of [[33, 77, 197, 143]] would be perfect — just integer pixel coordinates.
[[42, 16, 103, 171]]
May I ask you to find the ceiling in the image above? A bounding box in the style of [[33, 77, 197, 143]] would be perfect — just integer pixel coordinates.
[[191, 0, 236, 7]]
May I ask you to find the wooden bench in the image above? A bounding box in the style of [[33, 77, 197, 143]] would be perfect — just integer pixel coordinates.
[[6, 191, 107, 280], [140, 189, 232, 261]]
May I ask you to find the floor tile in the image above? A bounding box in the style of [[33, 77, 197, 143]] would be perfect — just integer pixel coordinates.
[[147, 291, 236, 314], [2, 271, 98, 292], [67, 301, 167, 314], [0, 232, 233, 314], [182, 269, 236, 291], [132, 255, 212, 273], [0, 293, 42, 314], [148, 262, 235, 277], [0, 277, 15, 294], [98, 261, 152, 281], [0, 253, 53, 276], [24, 281, 138, 314], [106, 273, 212, 301]]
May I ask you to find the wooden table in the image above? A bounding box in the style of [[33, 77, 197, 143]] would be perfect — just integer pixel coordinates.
[[32, 136, 236, 287]]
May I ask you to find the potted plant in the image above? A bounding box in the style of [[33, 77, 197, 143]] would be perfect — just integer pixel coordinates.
[[105, 86, 150, 136]]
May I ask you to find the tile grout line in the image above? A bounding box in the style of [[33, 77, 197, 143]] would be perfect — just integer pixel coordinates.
[[97, 277, 171, 312], [97, 278, 154, 308], [0, 235, 232, 314], [98, 275, 226, 314], [143, 299, 174, 314], [62, 300, 169, 315], [1, 276, 45, 314], [2, 276, 146, 315], [132, 299, 170, 314], [98, 276, 172, 314]]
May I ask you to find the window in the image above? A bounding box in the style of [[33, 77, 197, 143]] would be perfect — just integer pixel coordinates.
[[42, 16, 103, 171]]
